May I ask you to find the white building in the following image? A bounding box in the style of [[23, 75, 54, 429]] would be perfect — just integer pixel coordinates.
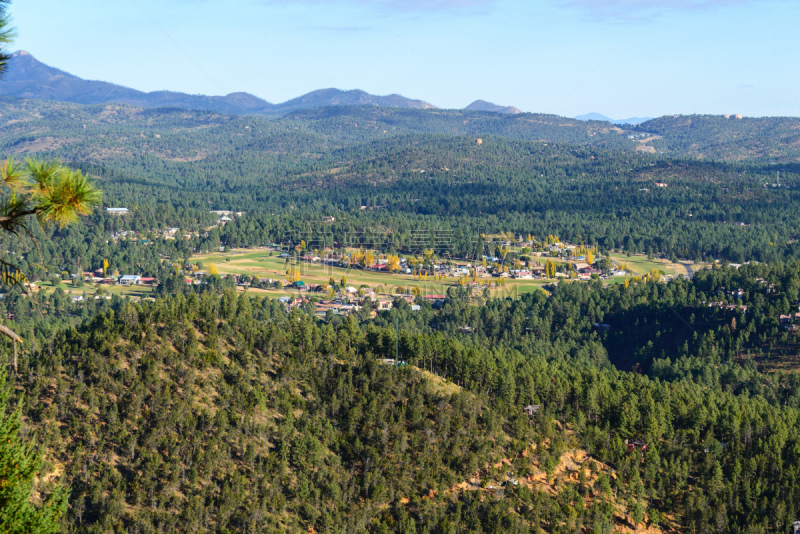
[[106, 207, 129, 215]]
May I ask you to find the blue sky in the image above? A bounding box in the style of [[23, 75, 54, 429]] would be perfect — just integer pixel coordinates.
[[10, 0, 799, 118]]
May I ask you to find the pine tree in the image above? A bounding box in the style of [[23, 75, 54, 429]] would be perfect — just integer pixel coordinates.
[[0, 372, 67, 533]]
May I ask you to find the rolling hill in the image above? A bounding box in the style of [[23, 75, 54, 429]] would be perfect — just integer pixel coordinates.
[[464, 99, 522, 114], [630, 114, 800, 161], [0, 51, 435, 115]]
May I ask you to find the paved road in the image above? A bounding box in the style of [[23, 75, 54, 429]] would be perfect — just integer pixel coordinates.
[[678, 262, 694, 279]]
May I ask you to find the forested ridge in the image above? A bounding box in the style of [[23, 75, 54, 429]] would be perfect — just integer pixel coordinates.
[[5, 98, 800, 274], [633, 115, 800, 162], [2, 264, 800, 532]]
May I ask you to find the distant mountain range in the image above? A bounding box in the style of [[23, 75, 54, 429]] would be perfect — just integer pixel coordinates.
[[575, 112, 651, 125], [0, 51, 528, 117], [0, 51, 439, 115]]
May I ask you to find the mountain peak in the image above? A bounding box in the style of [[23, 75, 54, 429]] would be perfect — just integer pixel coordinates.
[[464, 99, 521, 114], [277, 88, 435, 112]]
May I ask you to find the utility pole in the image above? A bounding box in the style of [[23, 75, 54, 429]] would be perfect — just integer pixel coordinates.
[[395, 316, 399, 364]]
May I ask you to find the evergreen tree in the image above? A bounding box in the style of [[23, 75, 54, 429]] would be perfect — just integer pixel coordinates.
[[0, 372, 67, 533]]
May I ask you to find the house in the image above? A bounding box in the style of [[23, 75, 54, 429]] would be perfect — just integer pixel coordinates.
[[377, 300, 393, 310], [626, 439, 647, 453], [316, 302, 350, 316], [119, 275, 141, 285], [106, 207, 129, 215], [286, 297, 308, 310], [322, 216, 335, 223], [361, 288, 377, 299], [523, 405, 540, 416], [378, 358, 407, 367]]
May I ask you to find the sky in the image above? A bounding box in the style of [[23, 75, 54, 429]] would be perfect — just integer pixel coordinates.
[[10, 0, 800, 118]]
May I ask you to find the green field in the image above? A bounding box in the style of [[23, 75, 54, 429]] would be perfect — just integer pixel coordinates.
[[607, 253, 678, 276], [193, 248, 685, 298], [36, 249, 660, 305], [194, 249, 551, 298]]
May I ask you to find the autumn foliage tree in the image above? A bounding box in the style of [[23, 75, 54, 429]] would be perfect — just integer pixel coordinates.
[[386, 254, 401, 272]]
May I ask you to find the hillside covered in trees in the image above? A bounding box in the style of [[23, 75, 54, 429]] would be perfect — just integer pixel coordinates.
[[4, 98, 800, 273], [2, 262, 800, 532], [633, 114, 800, 162]]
